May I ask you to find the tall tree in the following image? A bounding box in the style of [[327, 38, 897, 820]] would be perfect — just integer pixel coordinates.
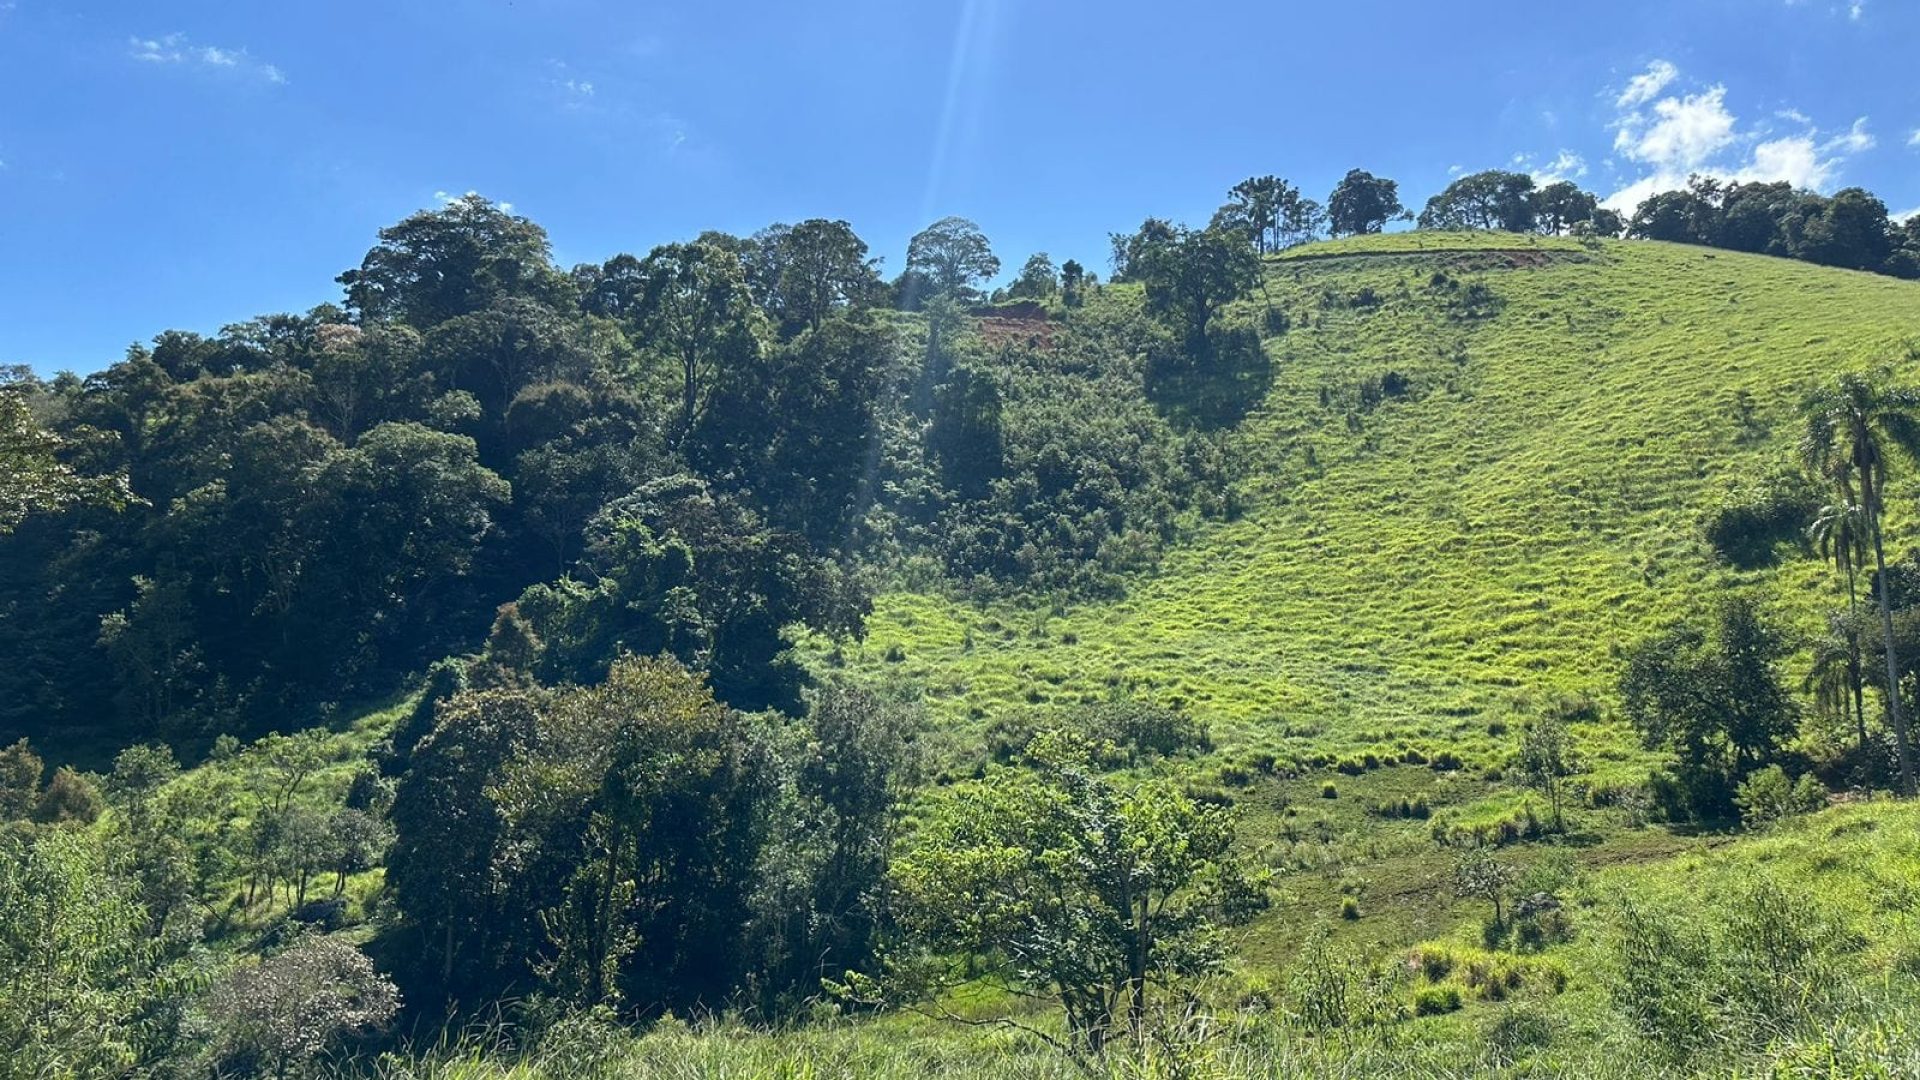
[[630, 241, 765, 437], [1133, 226, 1261, 348], [1417, 170, 1537, 232], [1326, 169, 1405, 237], [905, 217, 1000, 302], [1801, 372, 1920, 794], [0, 368, 129, 534], [868, 731, 1267, 1055], [1218, 175, 1299, 254], [1808, 500, 1871, 752], [338, 194, 568, 326], [1531, 181, 1599, 235], [761, 219, 884, 335], [1007, 252, 1060, 300]]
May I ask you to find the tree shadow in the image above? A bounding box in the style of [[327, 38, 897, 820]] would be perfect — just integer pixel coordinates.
[[1145, 326, 1274, 432]]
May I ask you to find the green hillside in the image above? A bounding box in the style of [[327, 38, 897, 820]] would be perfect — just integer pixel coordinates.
[[840, 234, 1920, 781], [13, 217, 1920, 1079]]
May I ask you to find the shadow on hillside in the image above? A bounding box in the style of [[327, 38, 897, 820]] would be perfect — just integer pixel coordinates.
[[1145, 327, 1273, 431]]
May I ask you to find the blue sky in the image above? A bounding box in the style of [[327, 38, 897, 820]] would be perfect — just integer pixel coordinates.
[[3, 0, 1918, 374]]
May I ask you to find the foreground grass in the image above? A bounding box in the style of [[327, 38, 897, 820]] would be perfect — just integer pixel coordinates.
[[374, 800, 1920, 1079]]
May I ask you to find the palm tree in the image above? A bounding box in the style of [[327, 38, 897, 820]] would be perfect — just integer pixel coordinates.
[[1806, 613, 1867, 752], [1808, 501, 1870, 751], [1802, 371, 1920, 795]]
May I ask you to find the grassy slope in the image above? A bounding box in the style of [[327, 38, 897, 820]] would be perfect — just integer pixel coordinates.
[[836, 234, 1920, 785]]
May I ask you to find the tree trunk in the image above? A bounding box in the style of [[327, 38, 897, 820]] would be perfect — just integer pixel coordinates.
[[1847, 570, 1869, 753], [442, 915, 456, 987], [1869, 509, 1917, 794], [1128, 896, 1149, 1032]]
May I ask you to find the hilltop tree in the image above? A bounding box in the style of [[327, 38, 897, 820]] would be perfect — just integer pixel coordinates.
[[338, 194, 568, 326], [905, 217, 1000, 302], [1007, 252, 1060, 301], [1217, 175, 1303, 254], [1059, 258, 1087, 306], [1281, 194, 1325, 248], [1327, 169, 1405, 237], [759, 218, 884, 335], [1108, 217, 1177, 281], [1801, 371, 1920, 794], [1532, 181, 1600, 235], [1418, 170, 1537, 232]]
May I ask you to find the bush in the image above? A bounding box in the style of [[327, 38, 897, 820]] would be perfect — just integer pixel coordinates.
[[1340, 896, 1361, 920], [30, 767, 102, 825], [1412, 984, 1462, 1016], [1735, 765, 1826, 827], [1320, 781, 1338, 799]]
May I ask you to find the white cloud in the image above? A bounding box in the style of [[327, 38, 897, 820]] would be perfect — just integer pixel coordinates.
[[129, 33, 284, 83], [1908, 129, 1920, 148], [1826, 116, 1875, 153], [1598, 64, 1874, 210], [1891, 206, 1920, 224], [1614, 86, 1737, 172], [1615, 60, 1678, 108], [1528, 150, 1588, 185], [1737, 136, 1834, 189]]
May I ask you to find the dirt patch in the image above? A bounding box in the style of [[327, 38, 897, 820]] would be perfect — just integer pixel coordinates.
[[974, 313, 1057, 350]]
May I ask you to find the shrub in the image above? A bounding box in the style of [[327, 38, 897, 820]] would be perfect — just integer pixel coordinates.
[[1286, 931, 1352, 1032], [1412, 984, 1462, 1016], [1703, 468, 1819, 568], [1735, 765, 1826, 827], [1216, 762, 1254, 787], [1409, 945, 1454, 982], [1340, 896, 1361, 920], [1320, 781, 1338, 799], [1610, 899, 1717, 1055], [30, 767, 102, 825]]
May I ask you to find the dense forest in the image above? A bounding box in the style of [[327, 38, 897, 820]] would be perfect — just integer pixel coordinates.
[[6, 163, 1920, 1078]]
